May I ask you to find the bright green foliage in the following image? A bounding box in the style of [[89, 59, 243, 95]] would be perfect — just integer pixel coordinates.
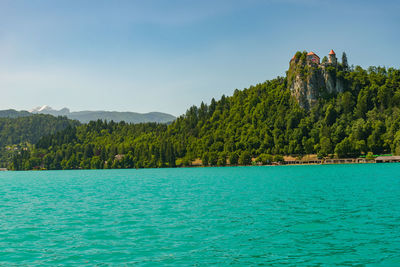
[[335, 137, 358, 158], [366, 152, 375, 160], [256, 154, 273, 165], [7, 65, 400, 170]]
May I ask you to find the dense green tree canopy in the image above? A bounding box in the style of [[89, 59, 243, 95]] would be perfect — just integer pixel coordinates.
[[6, 64, 400, 170], [0, 114, 80, 168]]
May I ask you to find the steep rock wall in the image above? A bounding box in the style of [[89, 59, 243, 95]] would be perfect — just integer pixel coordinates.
[[288, 55, 344, 109]]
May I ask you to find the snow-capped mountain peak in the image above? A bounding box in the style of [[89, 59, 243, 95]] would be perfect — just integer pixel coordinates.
[[9, 106, 175, 123], [29, 105, 70, 116], [30, 105, 54, 113]]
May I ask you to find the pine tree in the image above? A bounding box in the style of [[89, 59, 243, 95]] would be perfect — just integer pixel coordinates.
[[342, 52, 348, 70]]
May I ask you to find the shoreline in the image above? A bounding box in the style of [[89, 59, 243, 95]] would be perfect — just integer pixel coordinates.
[[2, 159, 399, 172]]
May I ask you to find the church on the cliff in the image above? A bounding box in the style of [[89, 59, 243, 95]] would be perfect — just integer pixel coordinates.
[[290, 49, 337, 65]]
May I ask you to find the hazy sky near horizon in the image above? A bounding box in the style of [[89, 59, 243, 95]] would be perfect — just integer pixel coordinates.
[[0, 0, 399, 116]]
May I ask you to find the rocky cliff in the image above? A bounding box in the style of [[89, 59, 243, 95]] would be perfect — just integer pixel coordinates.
[[287, 51, 345, 109]]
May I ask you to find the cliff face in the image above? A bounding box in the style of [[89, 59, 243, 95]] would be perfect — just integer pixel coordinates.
[[287, 52, 344, 109]]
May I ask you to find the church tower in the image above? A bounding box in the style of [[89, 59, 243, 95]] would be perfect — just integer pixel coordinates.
[[328, 49, 337, 65]]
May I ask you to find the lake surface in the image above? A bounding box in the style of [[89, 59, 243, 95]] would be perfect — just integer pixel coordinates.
[[1, 164, 400, 266]]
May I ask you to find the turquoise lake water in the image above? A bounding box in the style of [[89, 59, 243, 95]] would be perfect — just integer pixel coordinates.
[[1, 164, 400, 266]]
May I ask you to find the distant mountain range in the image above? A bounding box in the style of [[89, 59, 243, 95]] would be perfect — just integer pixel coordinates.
[[0, 105, 176, 124]]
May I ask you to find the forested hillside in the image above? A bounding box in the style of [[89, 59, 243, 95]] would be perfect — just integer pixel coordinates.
[[0, 109, 31, 118], [9, 63, 400, 170], [0, 115, 80, 167]]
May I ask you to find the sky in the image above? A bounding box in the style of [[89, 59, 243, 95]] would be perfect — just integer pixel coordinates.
[[0, 0, 399, 116]]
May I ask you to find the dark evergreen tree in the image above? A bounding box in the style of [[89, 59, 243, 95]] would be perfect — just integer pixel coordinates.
[[342, 52, 349, 70]]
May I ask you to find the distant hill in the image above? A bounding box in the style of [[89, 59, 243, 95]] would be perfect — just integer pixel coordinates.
[[0, 106, 176, 123], [0, 109, 31, 118], [66, 111, 176, 124], [29, 105, 176, 123]]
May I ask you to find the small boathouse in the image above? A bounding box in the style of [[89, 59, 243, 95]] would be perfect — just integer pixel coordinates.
[[375, 156, 400, 163]]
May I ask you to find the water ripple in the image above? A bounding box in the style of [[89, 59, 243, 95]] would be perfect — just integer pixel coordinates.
[[0, 164, 400, 265]]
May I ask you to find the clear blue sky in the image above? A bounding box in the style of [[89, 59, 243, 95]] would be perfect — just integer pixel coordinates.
[[0, 0, 399, 116]]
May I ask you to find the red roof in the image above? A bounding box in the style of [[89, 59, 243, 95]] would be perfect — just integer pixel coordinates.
[[329, 49, 336, 55], [307, 51, 316, 56]]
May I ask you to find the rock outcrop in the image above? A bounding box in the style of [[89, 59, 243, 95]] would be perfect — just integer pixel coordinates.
[[287, 50, 345, 109]]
